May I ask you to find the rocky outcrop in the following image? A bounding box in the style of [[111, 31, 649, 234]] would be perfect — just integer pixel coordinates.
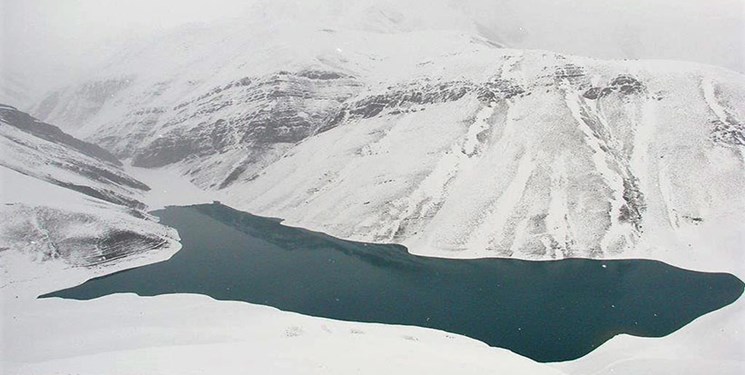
[[583, 74, 646, 100], [345, 78, 526, 120]]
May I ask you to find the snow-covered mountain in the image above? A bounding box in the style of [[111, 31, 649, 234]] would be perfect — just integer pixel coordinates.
[[31, 1, 745, 275], [226, 56, 745, 274], [3, 2, 744, 373], [0, 104, 180, 297]]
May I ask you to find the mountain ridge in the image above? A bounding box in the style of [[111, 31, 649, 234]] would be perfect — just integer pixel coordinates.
[[26, 14, 745, 275]]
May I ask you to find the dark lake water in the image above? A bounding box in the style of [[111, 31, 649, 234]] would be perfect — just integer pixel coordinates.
[[44, 203, 744, 362]]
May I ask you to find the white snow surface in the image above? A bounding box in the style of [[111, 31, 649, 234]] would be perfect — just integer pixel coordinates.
[[1, 294, 565, 375], [125, 163, 219, 209], [10, 5, 745, 373], [0, 166, 180, 299], [222, 60, 745, 275], [36, 20, 745, 271], [552, 298, 745, 374], [121, 142, 745, 375], [0, 106, 181, 298], [0, 106, 562, 375]]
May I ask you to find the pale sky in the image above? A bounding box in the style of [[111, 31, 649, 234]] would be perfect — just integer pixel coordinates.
[[1, 0, 257, 90], [2, 0, 744, 97]]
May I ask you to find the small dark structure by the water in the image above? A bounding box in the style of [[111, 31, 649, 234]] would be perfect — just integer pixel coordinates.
[[45, 203, 744, 362]]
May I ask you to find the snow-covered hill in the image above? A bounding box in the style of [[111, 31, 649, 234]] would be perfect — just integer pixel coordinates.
[[2, 294, 565, 375], [227, 56, 745, 275], [0, 105, 180, 297], [32, 3, 745, 274]]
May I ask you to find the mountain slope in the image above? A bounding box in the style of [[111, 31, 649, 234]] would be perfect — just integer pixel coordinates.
[[223, 55, 745, 272], [31, 8, 745, 273], [0, 105, 180, 297]]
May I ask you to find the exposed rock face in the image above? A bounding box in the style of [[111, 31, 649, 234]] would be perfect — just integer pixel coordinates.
[[711, 118, 745, 146], [39, 70, 362, 189], [583, 74, 646, 100], [345, 78, 526, 120], [129, 71, 361, 181]]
